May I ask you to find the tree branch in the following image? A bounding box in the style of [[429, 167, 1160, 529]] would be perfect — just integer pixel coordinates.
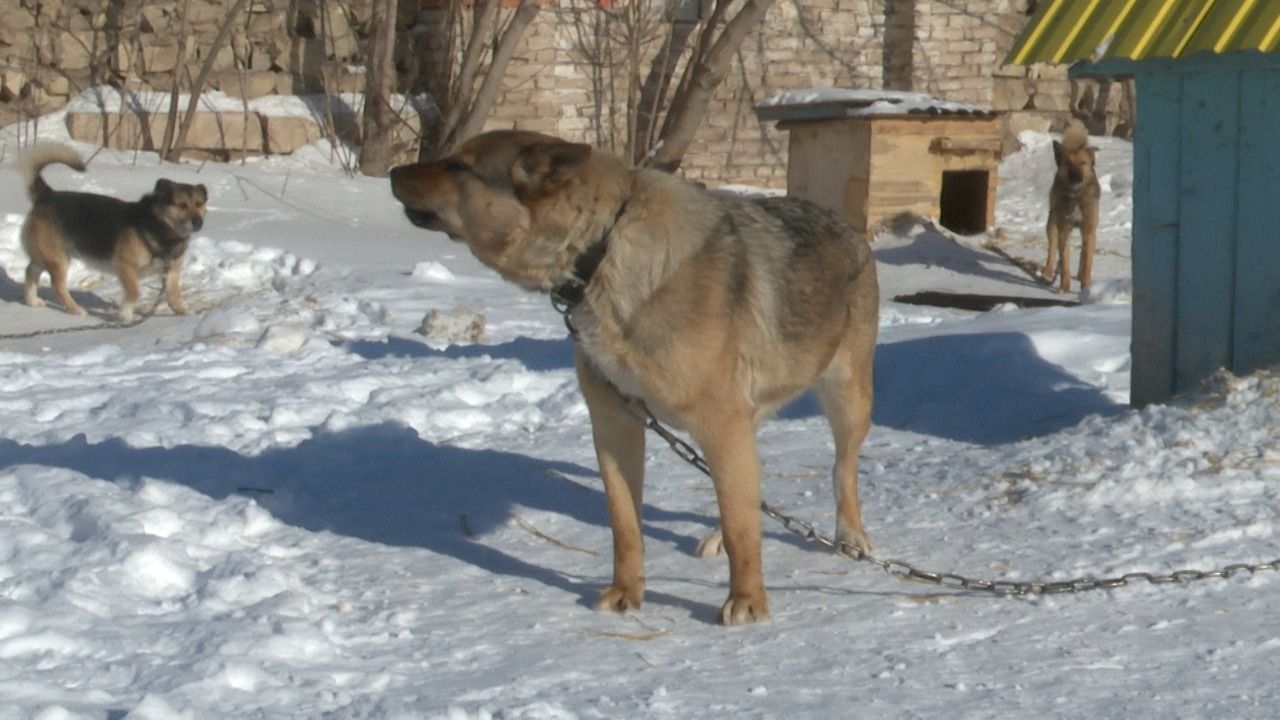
[[445, 0, 540, 152], [649, 0, 775, 172], [439, 0, 500, 146], [169, 0, 250, 162]]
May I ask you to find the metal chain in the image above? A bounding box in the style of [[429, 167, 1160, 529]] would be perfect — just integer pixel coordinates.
[[0, 287, 171, 341], [640, 397, 1279, 594], [553, 297, 1280, 596]]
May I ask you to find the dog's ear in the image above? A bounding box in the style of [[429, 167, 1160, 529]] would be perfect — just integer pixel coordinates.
[[153, 178, 175, 199], [512, 141, 591, 200], [195, 184, 208, 202], [1052, 140, 1065, 167]]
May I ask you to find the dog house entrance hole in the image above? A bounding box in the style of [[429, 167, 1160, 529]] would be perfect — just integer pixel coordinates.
[[939, 169, 989, 235]]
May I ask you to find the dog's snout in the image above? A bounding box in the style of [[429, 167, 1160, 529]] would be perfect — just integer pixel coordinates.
[[389, 164, 420, 204], [403, 207, 440, 229], [1068, 167, 1084, 184], [389, 163, 424, 187]]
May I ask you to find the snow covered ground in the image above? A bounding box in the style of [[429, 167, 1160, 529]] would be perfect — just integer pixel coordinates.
[[0, 105, 1277, 719]]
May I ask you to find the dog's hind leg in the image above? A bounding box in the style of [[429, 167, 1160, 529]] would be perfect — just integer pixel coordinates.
[[115, 263, 141, 321], [1042, 220, 1060, 284], [47, 258, 85, 316], [576, 353, 648, 614], [1055, 221, 1073, 292], [816, 329, 876, 557], [23, 262, 47, 308], [1078, 218, 1098, 289], [694, 526, 725, 557]]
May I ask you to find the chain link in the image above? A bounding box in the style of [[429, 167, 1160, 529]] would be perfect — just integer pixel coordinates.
[[758, 500, 1278, 596], [554, 296, 1280, 596], [0, 288, 169, 341]]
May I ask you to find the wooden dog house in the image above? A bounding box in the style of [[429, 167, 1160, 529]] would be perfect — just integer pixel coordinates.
[[756, 89, 1002, 235]]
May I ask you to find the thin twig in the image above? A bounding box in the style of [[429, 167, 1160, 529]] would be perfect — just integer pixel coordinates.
[[513, 515, 599, 556]]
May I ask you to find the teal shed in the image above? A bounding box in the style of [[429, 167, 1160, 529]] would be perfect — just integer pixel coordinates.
[[1007, 0, 1280, 407]]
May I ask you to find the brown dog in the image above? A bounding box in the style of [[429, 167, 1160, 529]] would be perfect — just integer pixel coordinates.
[[19, 143, 207, 320], [390, 131, 879, 624], [1042, 119, 1100, 292]]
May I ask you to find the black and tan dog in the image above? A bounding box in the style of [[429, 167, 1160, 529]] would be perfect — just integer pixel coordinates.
[[1043, 119, 1100, 293], [19, 143, 207, 320], [391, 131, 879, 624]]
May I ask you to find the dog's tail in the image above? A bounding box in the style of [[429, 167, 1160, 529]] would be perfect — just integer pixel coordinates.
[[19, 143, 86, 202], [1060, 118, 1090, 153]]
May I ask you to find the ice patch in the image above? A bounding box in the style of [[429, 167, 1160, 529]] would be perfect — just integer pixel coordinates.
[[194, 308, 262, 340], [0, 607, 34, 641], [256, 325, 313, 353], [413, 261, 458, 282], [121, 544, 196, 600], [124, 695, 196, 720], [1080, 278, 1132, 304]]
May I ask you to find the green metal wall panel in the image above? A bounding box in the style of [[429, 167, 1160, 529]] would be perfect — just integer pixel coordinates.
[[1129, 71, 1181, 407], [1232, 68, 1280, 373], [1173, 70, 1240, 395]]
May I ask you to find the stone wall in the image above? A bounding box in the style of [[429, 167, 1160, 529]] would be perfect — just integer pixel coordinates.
[[0, 0, 1129, 184]]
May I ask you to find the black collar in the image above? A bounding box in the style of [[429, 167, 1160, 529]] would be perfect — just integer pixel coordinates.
[[550, 200, 628, 315]]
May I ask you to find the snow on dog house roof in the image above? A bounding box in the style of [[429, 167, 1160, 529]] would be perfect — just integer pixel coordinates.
[[755, 88, 996, 123], [755, 88, 1001, 237]]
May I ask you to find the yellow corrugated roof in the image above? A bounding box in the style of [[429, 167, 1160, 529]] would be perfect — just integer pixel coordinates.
[[1006, 0, 1280, 65]]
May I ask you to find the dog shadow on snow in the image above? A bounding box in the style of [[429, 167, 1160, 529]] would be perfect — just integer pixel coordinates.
[[339, 329, 1121, 498], [0, 267, 116, 317], [342, 334, 576, 372], [343, 331, 1122, 446], [0, 423, 740, 620], [0, 331, 1120, 620], [784, 332, 1124, 443]]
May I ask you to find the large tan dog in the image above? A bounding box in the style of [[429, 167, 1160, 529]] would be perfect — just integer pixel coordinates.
[[19, 143, 207, 320], [390, 131, 879, 625], [1042, 119, 1101, 293]]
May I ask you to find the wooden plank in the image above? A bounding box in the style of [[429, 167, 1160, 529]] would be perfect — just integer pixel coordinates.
[[893, 291, 1079, 311], [930, 137, 1004, 156], [1231, 66, 1280, 374], [843, 177, 870, 230], [1129, 70, 1182, 407], [866, 117, 1001, 137], [1173, 67, 1240, 396], [785, 121, 868, 228]]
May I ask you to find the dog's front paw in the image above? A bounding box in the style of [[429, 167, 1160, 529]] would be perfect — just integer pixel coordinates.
[[24, 296, 46, 308], [594, 583, 644, 613], [169, 303, 189, 316], [67, 304, 87, 316], [694, 527, 724, 557], [719, 593, 769, 625], [836, 524, 873, 557]]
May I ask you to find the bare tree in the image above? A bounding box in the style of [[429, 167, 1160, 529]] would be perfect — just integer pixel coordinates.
[[421, 0, 541, 159], [160, 0, 194, 159], [564, 0, 776, 171], [648, 0, 774, 171], [359, 0, 399, 176], [167, 0, 251, 162]]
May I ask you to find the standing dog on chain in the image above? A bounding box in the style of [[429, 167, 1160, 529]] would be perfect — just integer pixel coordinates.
[[19, 143, 207, 321], [390, 131, 879, 625], [1042, 119, 1101, 293]]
